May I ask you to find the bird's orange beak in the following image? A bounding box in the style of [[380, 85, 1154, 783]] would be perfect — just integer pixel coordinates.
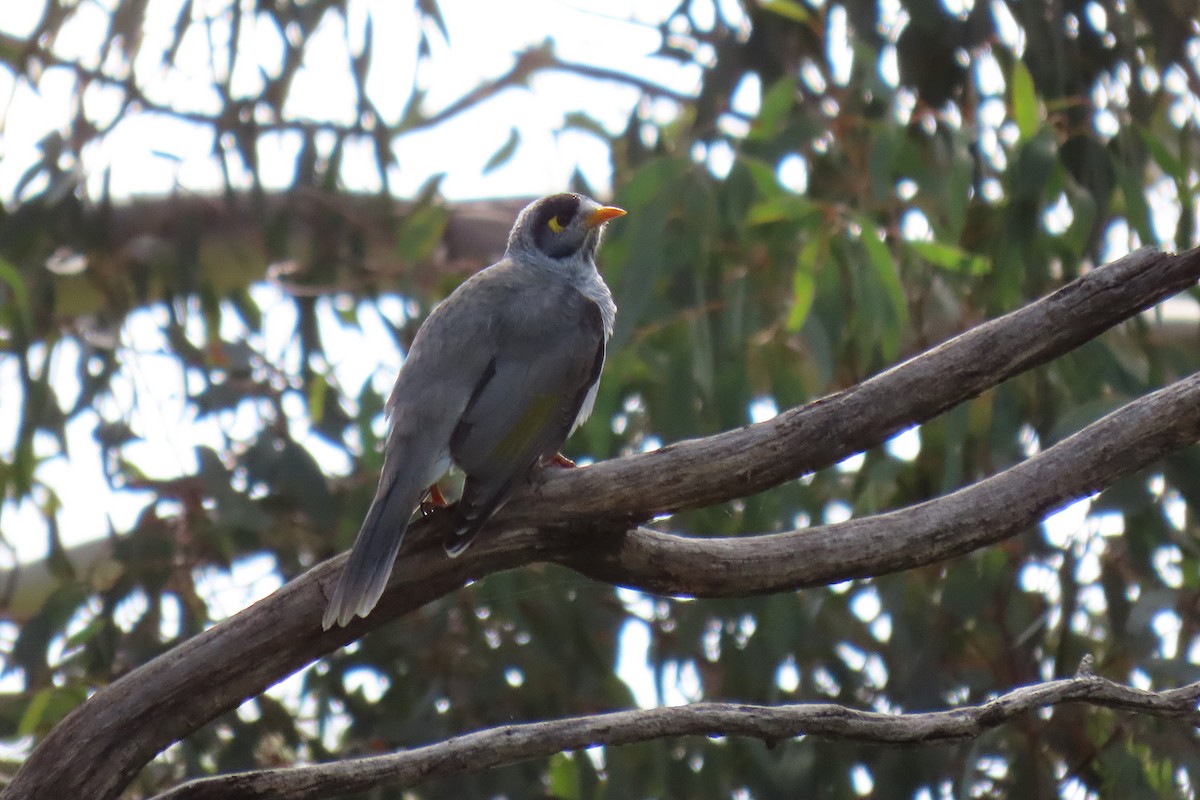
[[585, 206, 627, 228]]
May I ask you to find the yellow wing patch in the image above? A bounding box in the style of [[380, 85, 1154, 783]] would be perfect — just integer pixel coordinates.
[[490, 394, 559, 463]]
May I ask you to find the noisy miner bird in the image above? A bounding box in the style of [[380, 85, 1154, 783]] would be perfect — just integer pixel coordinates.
[[322, 193, 626, 629]]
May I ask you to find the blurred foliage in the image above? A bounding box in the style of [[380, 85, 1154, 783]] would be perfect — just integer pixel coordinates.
[[2, 0, 1200, 798]]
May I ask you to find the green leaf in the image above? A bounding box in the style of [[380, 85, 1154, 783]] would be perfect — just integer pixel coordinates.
[[308, 371, 328, 426], [191, 381, 246, 416], [760, 0, 812, 24], [738, 156, 784, 198], [415, 0, 449, 40], [563, 111, 610, 140], [745, 196, 816, 226], [867, 125, 900, 203], [242, 433, 334, 528], [17, 689, 52, 737], [11, 582, 89, 682], [1011, 130, 1057, 202], [787, 238, 821, 331], [394, 202, 449, 263], [943, 145, 975, 240], [1010, 60, 1039, 141], [750, 76, 798, 141], [0, 256, 30, 328], [93, 421, 137, 450], [483, 127, 520, 174], [397, 87, 428, 129], [547, 752, 581, 800], [610, 192, 669, 345], [1115, 161, 1154, 244], [858, 223, 910, 328], [907, 240, 991, 275], [227, 288, 263, 332], [617, 156, 689, 210], [1138, 127, 1185, 182]]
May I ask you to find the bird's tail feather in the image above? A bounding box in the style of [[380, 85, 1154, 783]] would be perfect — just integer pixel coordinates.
[[445, 512, 488, 558], [322, 479, 422, 630], [445, 479, 515, 557]]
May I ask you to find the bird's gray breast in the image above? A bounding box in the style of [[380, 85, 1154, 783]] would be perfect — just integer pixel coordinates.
[[553, 261, 615, 341]]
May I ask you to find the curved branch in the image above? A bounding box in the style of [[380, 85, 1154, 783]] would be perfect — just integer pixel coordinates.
[[157, 669, 1200, 799], [564, 370, 1200, 595], [518, 246, 1200, 522], [5, 246, 1200, 800]]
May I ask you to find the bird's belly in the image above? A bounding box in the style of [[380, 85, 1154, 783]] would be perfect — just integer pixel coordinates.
[[425, 450, 453, 487], [572, 377, 602, 433]]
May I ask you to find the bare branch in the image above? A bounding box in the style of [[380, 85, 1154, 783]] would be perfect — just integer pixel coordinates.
[[156, 672, 1200, 799], [562, 370, 1200, 595], [518, 246, 1200, 522], [5, 246, 1200, 800]]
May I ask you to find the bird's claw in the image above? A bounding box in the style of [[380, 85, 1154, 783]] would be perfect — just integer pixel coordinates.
[[420, 484, 449, 516], [549, 452, 577, 468]]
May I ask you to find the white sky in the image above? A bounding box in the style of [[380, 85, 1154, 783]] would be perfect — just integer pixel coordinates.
[[0, 0, 711, 201]]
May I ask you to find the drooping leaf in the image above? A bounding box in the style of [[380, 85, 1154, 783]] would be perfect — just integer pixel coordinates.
[[483, 128, 521, 174], [1010, 60, 1039, 142], [907, 240, 990, 275]]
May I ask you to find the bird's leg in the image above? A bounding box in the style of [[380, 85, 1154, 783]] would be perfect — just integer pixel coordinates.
[[420, 484, 449, 516], [548, 452, 577, 469]]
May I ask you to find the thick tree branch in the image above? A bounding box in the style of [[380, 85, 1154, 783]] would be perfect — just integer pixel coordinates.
[[157, 669, 1200, 800], [516, 246, 1200, 521], [563, 370, 1200, 595], [5, 246, 1200, 800]]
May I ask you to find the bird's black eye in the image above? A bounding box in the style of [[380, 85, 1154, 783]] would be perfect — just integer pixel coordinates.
[[547, 210, 572, 233]]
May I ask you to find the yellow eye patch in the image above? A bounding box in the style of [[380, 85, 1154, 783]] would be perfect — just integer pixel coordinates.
[[547, 209, 575, 233]]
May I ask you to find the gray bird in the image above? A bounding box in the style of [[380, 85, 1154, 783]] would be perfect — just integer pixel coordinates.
[[322, 193, 625, 629]]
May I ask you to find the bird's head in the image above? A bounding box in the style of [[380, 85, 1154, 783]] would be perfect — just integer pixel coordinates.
[[507, 193, 626, 265]]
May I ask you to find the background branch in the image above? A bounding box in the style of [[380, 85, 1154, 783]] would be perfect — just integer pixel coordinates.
[[157, 669, 1200, 800], [5, 246, 1200, 800]]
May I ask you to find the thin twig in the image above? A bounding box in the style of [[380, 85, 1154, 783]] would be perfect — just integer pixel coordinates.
[[155, 672, 1200, 799]]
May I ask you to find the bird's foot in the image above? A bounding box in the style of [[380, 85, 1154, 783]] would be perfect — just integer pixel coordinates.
[[548, 452, 577, 469], [420, 484, 449, 516]]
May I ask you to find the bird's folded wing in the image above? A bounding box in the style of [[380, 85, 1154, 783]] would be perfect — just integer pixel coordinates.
[[447, 293, 605, 551]]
